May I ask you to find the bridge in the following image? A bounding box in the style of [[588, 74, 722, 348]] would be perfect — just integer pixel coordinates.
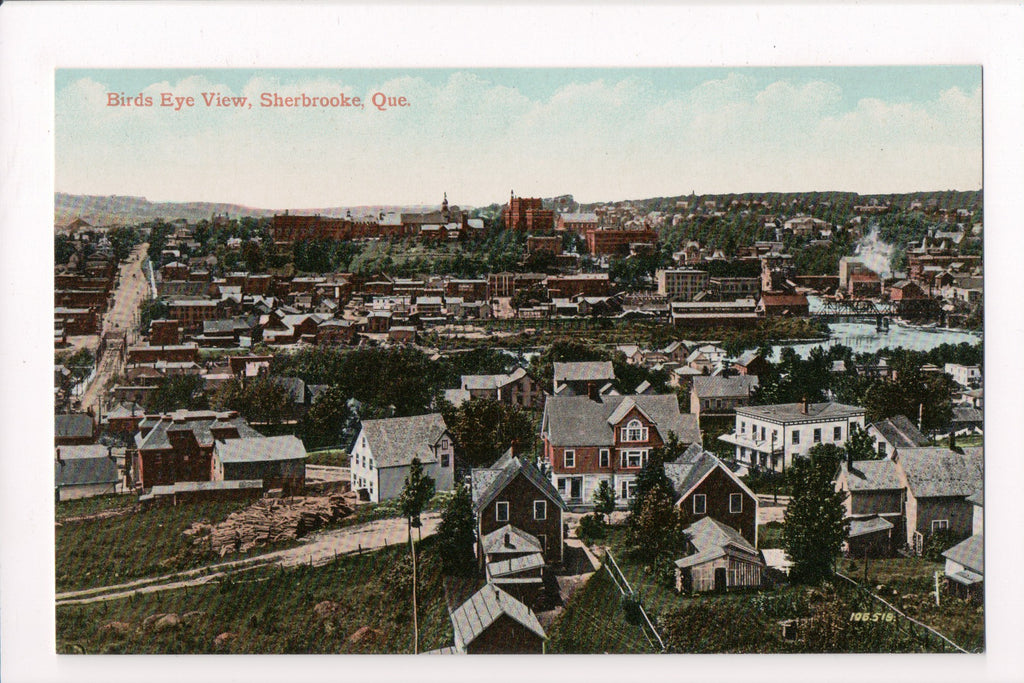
[[811, 297, 898, 318]]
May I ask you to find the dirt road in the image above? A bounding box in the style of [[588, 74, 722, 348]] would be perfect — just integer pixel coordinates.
[[55, 511, 442, 606], [79, 243, 150, 413]]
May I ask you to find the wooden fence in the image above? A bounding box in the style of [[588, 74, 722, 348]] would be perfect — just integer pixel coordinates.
[[603, 550, 666, 652], [833, 571, 971, 653]]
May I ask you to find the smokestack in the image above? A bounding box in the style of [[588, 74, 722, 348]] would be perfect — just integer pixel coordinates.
[[801, 397, 809, 415]]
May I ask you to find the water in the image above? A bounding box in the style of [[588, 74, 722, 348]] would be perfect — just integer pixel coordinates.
[[771, 320, 981, 361]]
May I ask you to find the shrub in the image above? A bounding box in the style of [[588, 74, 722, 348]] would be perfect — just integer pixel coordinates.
[[577, 514, 607, 543], [922, 529, 967, 563]]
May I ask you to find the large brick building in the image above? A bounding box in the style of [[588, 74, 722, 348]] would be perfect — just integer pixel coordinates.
[[504, 193, 554, 232]]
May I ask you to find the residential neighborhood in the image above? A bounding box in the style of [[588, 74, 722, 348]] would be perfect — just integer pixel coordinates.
[[47, 66, 987, 659]]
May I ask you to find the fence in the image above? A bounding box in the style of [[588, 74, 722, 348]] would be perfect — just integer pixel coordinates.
[[603, 550, 666, 652], [833, 571, 971, 653]]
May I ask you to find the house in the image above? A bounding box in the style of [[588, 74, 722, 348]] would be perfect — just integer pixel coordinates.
[[944, 363, 981, 390], [55, 445, 120, 501], [449, 367, 546, 410], [942, 534, 983, 602], [55, 413, 96, 445], [448, 584, 547, 654], [731, 349, 769, 377], [756, 293, 810, 317], [133, 410, 264, 490], [211, 435, 307, 495], [893, 447, 983, 554], [867, 415, 931, 459], [102, 401, 145, 436], [349, 413, 454, 502], [720, 400, 866, 472], [685, 345, 727, 373], [834, 458, 904, 557], [689, 375, 759, 420], [665, 445, 759, 546], [949, 406, 983, 435], [552, 360, 615, 398], [541, 393, 700, 507], [673, 517, 765, 593], [472, 449, 566, 566]]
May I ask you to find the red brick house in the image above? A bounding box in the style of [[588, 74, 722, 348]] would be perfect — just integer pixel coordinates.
[[133, 410, 262, 490], [472, 450, 567, 566], [541, 393, 700, 508], [665, 445, 759, 546]]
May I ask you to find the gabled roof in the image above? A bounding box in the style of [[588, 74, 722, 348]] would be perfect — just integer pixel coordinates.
[[472, 450, 565, 513], [55, 414, 94, 440], [734, 349, 762, 367], [136, 411, 262, 451], [543, 393, 699, 447], [942, 534, 983, 574], [553, 360, 614, 383], [897, 448, 983, 498], [691, 375, 759, 399], [358, 413, 448, 468], [480, 524, 543, 557], [55, 445, 119, 487], [215, 435, 307, 464], [674, 517, 760, 568], [450, 585, 546, 651], [870, 415, 930, 448], [838, 459, 902, 492], [664, 445, 757, 503]]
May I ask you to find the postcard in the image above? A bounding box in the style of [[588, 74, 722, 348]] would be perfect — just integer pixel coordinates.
[[3, 4, 1023, 683]]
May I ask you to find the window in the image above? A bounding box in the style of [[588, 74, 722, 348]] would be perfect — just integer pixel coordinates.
[[813, 428, 822, 443], [557, 477, 567, 493], [620, 480, 637, 500], [534, 500, 547, 520], [740, 421, 746, 434], [441, 438, 449, 450], [729, 493, 743, 513], [877, 442, 887, 458], [834, 426, 842, 441], [760, 426, 766, 441], [621, 451, 644, 468], [563, 450, 575, 468], [791, 430, 800, 445], [599, 449, 610, 468], [538, 534, 547, 552], [496, 501, 509, 522], [621, 419, 648, 442], [441, 451, 450, 467], [931, 519, 949, 533], [693, 493, 707, 514]]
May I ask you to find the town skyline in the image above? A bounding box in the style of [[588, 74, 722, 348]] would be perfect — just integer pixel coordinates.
[[56, 67, 982, 209]]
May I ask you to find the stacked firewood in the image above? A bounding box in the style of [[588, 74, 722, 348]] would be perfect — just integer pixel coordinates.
[[185, 493, 358, 556]]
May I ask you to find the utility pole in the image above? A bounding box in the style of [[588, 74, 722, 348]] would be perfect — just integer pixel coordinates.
[[409, 517, 419, 654]]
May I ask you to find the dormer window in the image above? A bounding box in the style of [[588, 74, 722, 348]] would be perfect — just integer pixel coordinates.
[[620, 419, 648, 442]]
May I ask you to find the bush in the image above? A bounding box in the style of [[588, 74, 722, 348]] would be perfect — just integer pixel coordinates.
[[577, 514, 607, 543], [922, 529, 967, 563]]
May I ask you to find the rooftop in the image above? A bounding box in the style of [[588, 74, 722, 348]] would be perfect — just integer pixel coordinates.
[[359, 413, 448, 468]]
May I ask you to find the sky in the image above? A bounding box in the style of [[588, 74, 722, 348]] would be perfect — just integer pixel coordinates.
[[55, 67, 982, 209]]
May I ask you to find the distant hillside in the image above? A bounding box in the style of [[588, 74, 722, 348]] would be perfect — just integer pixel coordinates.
[[53, 193, 466, 228]]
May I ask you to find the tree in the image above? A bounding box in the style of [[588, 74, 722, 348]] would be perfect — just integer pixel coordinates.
[[593, 480, 617, 522], [399, 458, 435, 655], [844, 424, 879, 461], [629, 433, 687, 516], [213, 376, 292, 425], [441, 399, 536, 469], [146, 374, 209, 412], [626, 486, 687, 567], [435, 484, 476, 576], [138, 298, 169, 334], [783, 447, 849, 584], [300, 386, 356, 450]]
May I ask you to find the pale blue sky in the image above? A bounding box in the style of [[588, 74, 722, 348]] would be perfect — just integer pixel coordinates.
[[55, 67, 982, 208]]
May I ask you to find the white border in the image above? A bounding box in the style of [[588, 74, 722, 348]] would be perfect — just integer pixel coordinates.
[[2, 3, 1022, 683]]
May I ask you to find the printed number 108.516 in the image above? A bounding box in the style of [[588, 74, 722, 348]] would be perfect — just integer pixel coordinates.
[[850, 612, 895, 622]]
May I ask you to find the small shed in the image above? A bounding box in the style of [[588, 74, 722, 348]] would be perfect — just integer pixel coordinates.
[[674, 517, 765, 593], [845, 515, 896, 558], [211, 435, 307, 494], [942, 534, 983, 603], [449, 584, 547, 654]]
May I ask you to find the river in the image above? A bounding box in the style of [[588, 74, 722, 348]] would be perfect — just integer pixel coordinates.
[[771, 321, 981, 361]]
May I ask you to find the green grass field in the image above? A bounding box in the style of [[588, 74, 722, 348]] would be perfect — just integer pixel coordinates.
[[56, 498, 260, 592], [56, 539, 453, 654], [546, 565, 655, 653]]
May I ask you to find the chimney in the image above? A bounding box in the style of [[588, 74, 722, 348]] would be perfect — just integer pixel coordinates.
[[801, 397, 809, 415], [846, 446, 853, 472], [504, 532, 512, 548], [56, 447, 62, 463]]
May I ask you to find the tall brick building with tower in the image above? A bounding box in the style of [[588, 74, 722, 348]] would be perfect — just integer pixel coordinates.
[[504, 191, 554, 232]]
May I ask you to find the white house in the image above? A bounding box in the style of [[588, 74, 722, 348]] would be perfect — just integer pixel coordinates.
[[944, 363, 981, 389], [349, 413, 455, 502], [719, 399, 865, 471]]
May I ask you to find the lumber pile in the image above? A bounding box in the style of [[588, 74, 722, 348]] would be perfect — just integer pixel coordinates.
[[186, 493, 358, 556]]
